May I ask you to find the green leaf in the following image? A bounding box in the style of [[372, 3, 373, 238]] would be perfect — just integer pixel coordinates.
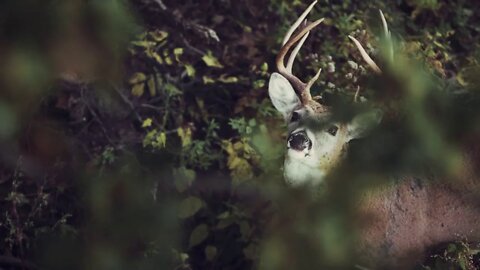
[[260, 62, 268, 73], [447, 243, 457, 252], [205, 245, 217, 261], [253, 79, 266, 89], [202, 51, 224, 68], [189, 224, 209, 248], [165, 83, 182, 95], [178, 196, 204, 218], [131, 83, 145, 97]]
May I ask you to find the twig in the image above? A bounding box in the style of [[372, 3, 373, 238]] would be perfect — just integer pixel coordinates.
[[112, 87, 143, 122], [180, 34, 205, 56], [140, 104, 165, 112], [80, 88, 115, 146], [152, 0, 167, 10]]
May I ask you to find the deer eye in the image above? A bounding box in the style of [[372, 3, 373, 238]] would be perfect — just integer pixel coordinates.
[[290, 111, 301, 122], [327, 125, 338, 136]]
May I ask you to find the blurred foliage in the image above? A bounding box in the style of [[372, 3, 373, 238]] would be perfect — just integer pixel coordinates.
[[0, 0, 479, 269]]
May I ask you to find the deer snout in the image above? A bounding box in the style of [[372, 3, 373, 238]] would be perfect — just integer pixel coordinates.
[[287, 131, 312, 152]]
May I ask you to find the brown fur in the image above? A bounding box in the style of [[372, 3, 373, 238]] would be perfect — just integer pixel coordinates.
[[353, 167, 480, 269]]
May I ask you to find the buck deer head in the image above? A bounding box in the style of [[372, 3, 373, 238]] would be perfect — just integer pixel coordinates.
[[269, 1, 384, 186]]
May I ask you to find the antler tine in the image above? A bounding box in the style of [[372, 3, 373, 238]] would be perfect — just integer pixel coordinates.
[[276, 0, 324, 103], [348, 10, 394, 74], [303, 67, 322, 101], [348, 35, 382, 74], [379, 10, 390, 39], [282, 1, 318, 46], [379, 9, 394, 62], [286, 27, 309, 73], [276, 18, 324, 102]]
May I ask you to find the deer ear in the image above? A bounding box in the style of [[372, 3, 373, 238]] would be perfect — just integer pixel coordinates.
[[346, 109, 382, 141], [269, 73, 302, 120]]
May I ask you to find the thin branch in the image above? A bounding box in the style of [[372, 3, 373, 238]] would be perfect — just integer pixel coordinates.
[[112, 87, 142, 122], [140, 104, 165, 112], [152, 0, 167, 10], [180, 34, 205, 56], [80, 88, 115, 146]]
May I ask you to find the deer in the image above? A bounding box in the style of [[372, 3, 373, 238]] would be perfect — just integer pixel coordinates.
[[268, 1, 480, 269]]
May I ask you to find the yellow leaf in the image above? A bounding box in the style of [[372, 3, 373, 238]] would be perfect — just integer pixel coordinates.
[[131, 83, 145, 97], [131, 41, 156, 48], [147, 76, 156, 96], [156, 132, 166, 148], [129, 72, 146, 84], [142, 118, 153, 128], [150, 30, 168, 42], [174, 47, 184, 62], [185, 64, 196, 77], [233, 141, 243, 151], [456, 73, 468, 87], [222, 140, 235, 155], [202, 76, 215, 84], [152, 52, 163, 64], [163, 49, 173, 65], [177, 127, 192, 147], [143, 129, 157, 147], [218, 76, 238, 83], [202, 51, 224, 68]]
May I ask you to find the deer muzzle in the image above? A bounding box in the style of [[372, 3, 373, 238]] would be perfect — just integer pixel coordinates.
[[287, 131, 312, 152]]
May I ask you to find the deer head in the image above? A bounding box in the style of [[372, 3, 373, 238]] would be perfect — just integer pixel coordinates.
[[269, 1, 385, 186]]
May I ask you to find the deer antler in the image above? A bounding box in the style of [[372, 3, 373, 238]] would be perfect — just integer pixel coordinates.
[[348, 9, 393, 74], [276, 1, 324, 104]]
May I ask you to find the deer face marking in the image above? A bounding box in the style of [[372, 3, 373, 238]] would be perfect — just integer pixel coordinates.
[[269, 73, 380, 186]]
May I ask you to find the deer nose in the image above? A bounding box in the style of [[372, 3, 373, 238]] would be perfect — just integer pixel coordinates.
[[287, 131, 312, 152]]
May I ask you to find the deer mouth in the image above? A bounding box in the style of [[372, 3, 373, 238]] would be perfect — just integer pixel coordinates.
[[287, 130, 312, 152]]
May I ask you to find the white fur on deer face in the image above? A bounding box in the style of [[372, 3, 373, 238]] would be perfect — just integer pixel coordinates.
[[268, 1, 384, 186], [269, 73, 380, 186]]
